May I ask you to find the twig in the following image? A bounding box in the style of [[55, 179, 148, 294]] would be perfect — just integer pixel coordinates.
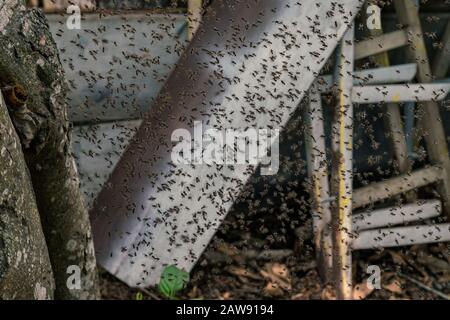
[[398, 272, 450, 300], [204, 248, 293, 264], [139, 287, 161, 300]]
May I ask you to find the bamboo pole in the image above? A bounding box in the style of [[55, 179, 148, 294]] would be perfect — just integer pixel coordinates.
[[353, 165, 442, 209], [352, 83, 450, 103], [27, 0, 39, 7], [352, 199, 441, 231], [331, 23, 354, 300], [315, 63, 417, 92], [42, 0, 58, 12], [187, 0, 202, 41], [354, 30, 408, 60], [42, 0, 96, 13], [432, 20, 450, 80], [393, 0, 450, 219], [364, 1, 414, 201], [304, 87, 333, 281], [353, 223, 450, 250]]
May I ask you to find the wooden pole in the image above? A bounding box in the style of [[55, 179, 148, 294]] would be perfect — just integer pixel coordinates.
[[27, 0, 39, 7], [304, 87, 333, 282], [353, 165, 442, 209], [42, 0, 96, 13], [364, 1, 414, 201], [42, 0, 58, 12], [315, 63, 417, 92], [352, 83, 450, 103], [353, 223, 450, 250], [393, 0, 450, 219], [187, 0, 202, 41], [354, 30, 408, 60], [331, 23, 354, 300], [352, 199, 441, 231], [432, 20, 450, 80]]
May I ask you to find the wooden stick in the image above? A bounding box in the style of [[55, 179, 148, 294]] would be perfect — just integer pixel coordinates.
[[43, 0, 96, 12], [43, 0, 58, 12], [27, 0, 39, 7], [393, 0, 450, 219], [352, 64, 416, 85], [432, 21, 450, 80], [352, 83, 450, 104], [315, 63, 417, 92], [138, 287, 161, 300], [304, 87, 333, 281], [352, 199, 441, 231], [204, 249, 293, 264], [331, 24, 354, 300], [363, 3, 415, 202], [353, 166, 442, 209], [187, 0, 202, 41], [354, 30, 408, 60], [352, 223, 450, 250], [398, 273, 450, 300]]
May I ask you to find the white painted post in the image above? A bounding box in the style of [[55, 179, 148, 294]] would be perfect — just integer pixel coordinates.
[[331, 23, 354, 300]]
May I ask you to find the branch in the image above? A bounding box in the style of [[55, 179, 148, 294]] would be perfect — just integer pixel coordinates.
[[0, 2, 99, 299], [0, 91, 55, 299]]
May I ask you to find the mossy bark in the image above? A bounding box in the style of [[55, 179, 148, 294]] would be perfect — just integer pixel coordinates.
[[0, 0, 99, 299], [0, 92, 55, 300]]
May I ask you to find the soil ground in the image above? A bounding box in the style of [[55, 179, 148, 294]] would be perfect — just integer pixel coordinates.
[[100, 220, 450, 300]]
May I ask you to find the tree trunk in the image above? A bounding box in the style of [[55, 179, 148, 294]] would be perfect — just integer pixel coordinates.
[[0, 0, 99, 299], [0, 92, 55, 300]]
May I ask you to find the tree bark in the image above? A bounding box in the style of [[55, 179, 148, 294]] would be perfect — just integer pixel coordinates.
[[0, 0, 99, 299], [0, 92, 55, 300]]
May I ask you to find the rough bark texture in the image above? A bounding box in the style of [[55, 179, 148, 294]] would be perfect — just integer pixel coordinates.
[[0, 92, 55, 300], [0, 0, 99, 299]]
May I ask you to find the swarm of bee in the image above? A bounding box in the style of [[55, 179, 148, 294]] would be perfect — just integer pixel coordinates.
[[41, 0, 450, 299]]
